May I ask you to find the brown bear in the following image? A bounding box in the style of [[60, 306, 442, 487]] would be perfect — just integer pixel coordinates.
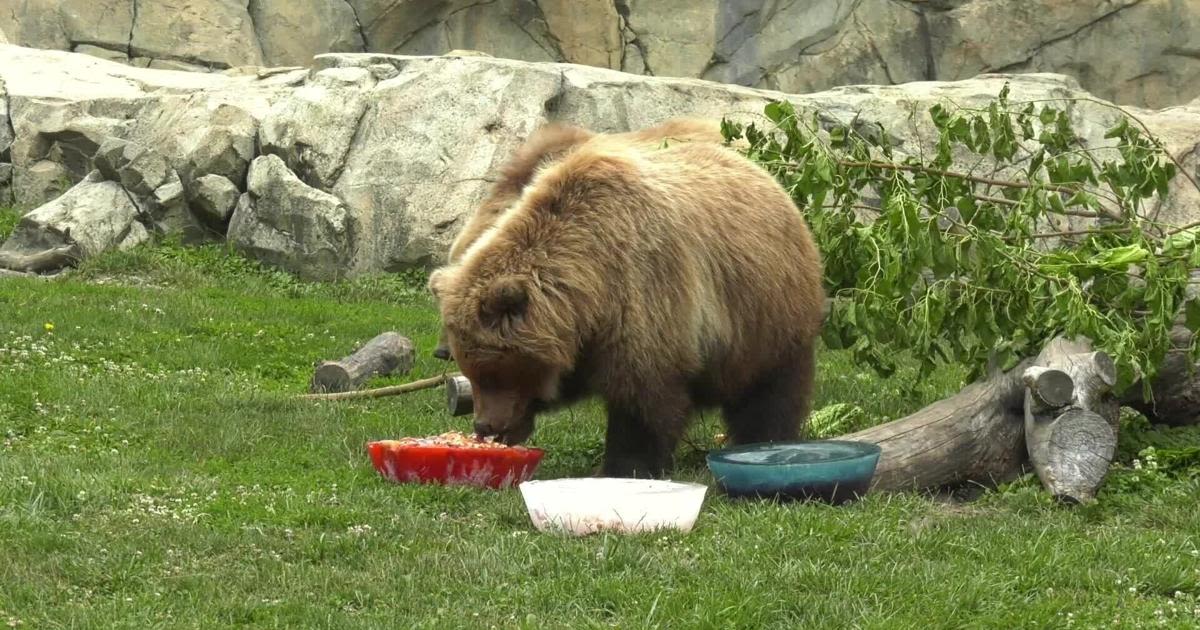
[[428, 127, 826, 479], [431, 117, 728, 361]]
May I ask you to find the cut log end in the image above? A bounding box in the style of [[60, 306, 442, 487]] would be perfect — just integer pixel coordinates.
[[1023, 366, 1074, 410], [447, 374, 473, 417], [312, 363, 354, 393], [1026, 406, 1117, 504]]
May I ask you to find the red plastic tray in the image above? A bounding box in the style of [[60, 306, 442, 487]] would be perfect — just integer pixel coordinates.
[[366, 439, 545, 489]]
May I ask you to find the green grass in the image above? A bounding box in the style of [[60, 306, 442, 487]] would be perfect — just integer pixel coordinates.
[[0, 206, 20, 242], [1, 241, 1199, 629]]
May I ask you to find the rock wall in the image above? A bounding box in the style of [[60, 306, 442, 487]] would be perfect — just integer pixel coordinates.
[[1, 1, 1198, 109], [2, 43, 1199, 281]]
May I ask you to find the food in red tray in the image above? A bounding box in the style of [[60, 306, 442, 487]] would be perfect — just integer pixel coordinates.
[[366, 431, 544, 489], [387, 431, 512, 449]]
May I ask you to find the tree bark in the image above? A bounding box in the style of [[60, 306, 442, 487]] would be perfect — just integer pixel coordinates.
[[842, 361, 1032, 492], [0, 244, 82, 273], [309, 332, 414, 393]]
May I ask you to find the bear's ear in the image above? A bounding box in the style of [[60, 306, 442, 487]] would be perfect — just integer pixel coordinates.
[[478, 275, 529, 329], [427, 268, 450, 299]]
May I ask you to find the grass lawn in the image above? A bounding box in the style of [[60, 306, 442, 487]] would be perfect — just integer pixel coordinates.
[[1, 230, 1199, 628]]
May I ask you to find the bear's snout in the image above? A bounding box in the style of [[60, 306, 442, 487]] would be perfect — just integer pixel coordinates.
[[473, 419, 499, 438]]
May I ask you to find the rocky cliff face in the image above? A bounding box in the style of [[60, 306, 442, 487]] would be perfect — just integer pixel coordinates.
[[1, 0, 1197, 109], [2, 43, 1199, 280]]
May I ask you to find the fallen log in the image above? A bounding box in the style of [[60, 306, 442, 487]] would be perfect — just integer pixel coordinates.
[[0, 243, 82, 273], [843, 359, 1032, 493], [309, 332, 414, 393]]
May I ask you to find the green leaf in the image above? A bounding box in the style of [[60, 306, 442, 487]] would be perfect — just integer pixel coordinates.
[[929, 103, 950, 129], [764, 101, 786, 124], [1089, 244, 1149, 269], [1104, 117, 1130, 140], [1039, 106, 1057, 126], [1185, 299, 1200, 332]]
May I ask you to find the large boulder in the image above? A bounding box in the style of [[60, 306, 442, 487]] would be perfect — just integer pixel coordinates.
[[129, 0, 263, 69], [250, 0, 366, 68], [259, 66, 375, 191], [0, 173, 148, 272], [190, 174, 240, 227], [227, 154, 352, 281], [2, 0, 133, 57], [0, 43, 290, 213], [0, 163, 12, 207]]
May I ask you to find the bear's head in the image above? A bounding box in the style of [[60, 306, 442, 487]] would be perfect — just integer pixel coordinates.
[[429, 266, 575, 445]]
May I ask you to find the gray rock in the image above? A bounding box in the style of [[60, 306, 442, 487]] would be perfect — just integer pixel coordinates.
[[250, 0, 366, 67], [92, 136, 131, 181], [4, 0, 133, 54], [73, 44, 129, 64], [128, 98, 260, 188], [0, 75, 11, 160], [4, 43, 1200, 282], [622, 0, 718, 78], [259, 66, 374, 190], [191, 173, 240, 225], [0, 163, 13, 206], [538, 0, 621, 68], [129, 0, 263, 70], [0, 43, 302, 234], [138, 58, 214, 73], [0, 174, 148, 272], [12, 159, 73, 208], [92, 137, 174, 199], [327, 54, 567, 272], [89, 136, 196, 234], [228, 155, 351, 280]]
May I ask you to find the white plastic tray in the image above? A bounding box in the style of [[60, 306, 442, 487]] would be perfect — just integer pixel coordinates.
[[518, 477, 708, 536]]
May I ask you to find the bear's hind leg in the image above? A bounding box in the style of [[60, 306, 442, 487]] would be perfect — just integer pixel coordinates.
[[721, 343, 815, 445]]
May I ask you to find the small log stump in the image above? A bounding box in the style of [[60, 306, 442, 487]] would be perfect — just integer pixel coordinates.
[[309, 332, 414, 393], [1021, 338, 1119, 504], [446, 374, 474, 416]]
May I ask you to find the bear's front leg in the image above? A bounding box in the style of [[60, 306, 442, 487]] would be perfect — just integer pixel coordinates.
[[600, 391, 689, 479]]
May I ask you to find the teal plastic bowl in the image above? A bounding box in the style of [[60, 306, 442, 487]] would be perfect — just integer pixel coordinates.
[[706, 440, 882, 504]]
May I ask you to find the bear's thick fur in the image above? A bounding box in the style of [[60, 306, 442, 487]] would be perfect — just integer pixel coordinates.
[[431, 118, 727, 360], [430, 133, 825, 478]]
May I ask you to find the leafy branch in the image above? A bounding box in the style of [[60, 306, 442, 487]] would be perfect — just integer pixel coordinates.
[[723, 84, 1200, 396]]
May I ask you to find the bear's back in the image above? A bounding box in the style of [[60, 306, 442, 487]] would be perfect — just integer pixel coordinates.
[[513, 139, 825, 389]]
